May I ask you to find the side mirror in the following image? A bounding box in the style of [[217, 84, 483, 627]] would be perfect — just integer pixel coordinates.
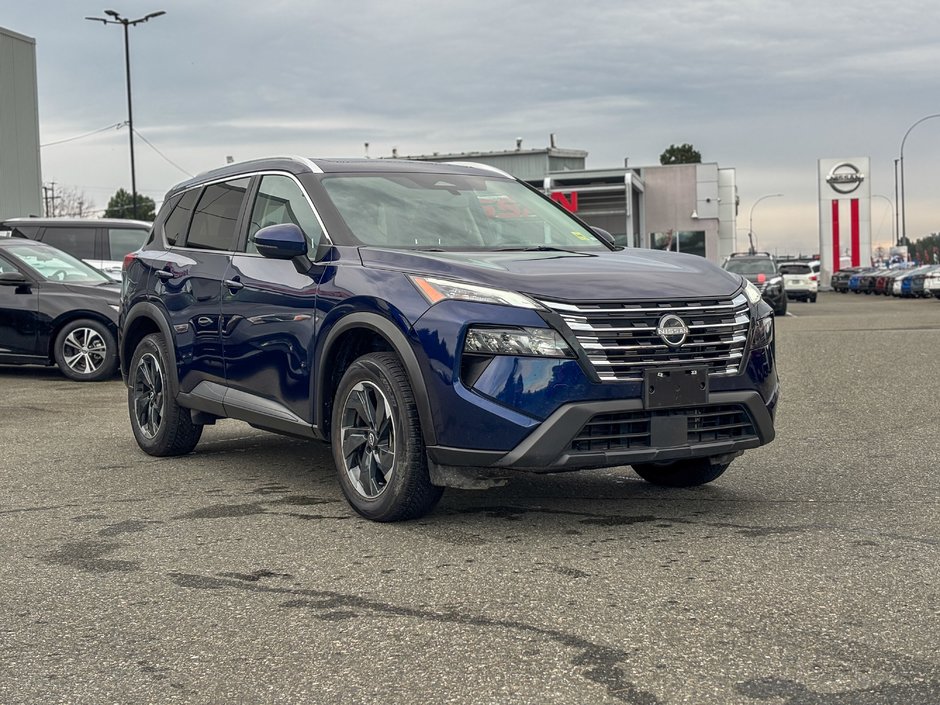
[[253, 223, 309, 260], [592, 227, 615, 246], [0, 271, 29, 286]]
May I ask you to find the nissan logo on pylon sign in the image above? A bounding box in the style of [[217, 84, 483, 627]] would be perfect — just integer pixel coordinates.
[[826, 162, 865, 194]]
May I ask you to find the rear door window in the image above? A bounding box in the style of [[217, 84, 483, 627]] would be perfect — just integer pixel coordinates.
[[184, 179, 250, 251], [37, 226, 97, 260], [107, 227, 150, 260]]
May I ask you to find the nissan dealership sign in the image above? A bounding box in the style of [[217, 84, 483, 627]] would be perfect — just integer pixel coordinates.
[[825, 162, 865, 195], [818, 157, 871, 287]]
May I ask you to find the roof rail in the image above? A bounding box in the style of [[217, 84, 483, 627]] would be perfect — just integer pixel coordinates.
[[444, 161, 513, 179]]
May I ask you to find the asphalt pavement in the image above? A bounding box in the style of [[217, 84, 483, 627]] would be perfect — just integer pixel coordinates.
[[1, 292, 939, 705]]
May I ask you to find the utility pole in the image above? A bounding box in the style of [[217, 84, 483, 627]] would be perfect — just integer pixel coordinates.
[[85, 9, 166, 220]]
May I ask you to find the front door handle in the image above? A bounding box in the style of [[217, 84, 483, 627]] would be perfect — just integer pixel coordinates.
[[223, 278, 244, 291]]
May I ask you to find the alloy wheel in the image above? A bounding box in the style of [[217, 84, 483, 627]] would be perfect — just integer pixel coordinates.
[[340, 381, 396, 499], [62, 327, 108, 375], [133, 352, 165, 440]]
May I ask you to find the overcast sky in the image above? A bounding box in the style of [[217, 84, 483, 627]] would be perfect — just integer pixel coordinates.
[[5, 0, 940, 254]]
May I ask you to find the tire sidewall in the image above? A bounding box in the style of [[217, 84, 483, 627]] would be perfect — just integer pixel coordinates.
[[331, 355, 423, 521], [53, 318, 118, 382]]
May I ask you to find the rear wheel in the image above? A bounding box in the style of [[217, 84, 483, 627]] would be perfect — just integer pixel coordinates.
[[810, 294, 817, 303], [633, 457, 731, 487], [331, 352, 443, 522], [53, 319, 118, 382], [128, 333, 203, 456], [774, 297, 787, 316]]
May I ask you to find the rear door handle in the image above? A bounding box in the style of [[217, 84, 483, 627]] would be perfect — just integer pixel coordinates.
[[155, 270, 174, 280], [223, 278, 244, 291]]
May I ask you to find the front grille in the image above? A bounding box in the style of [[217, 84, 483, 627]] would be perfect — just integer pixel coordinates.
[[570, 405, 756, 453], [538, 294, 751, 381]]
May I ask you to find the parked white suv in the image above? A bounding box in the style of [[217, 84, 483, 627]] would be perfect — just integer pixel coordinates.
[[780, 261, 819, 303]]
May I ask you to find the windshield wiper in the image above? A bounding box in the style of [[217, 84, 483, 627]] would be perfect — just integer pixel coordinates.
[[494, 245, 586, 253]]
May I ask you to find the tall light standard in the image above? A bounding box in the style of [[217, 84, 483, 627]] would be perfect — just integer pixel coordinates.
[[898, 113, 940, 245], [748, 193, 783, 254], [85, 9, 166, 220], [871, 194, 896, 246]]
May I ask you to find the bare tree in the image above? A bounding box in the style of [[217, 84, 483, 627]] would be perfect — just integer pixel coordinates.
[[44, 184, 96, 218]]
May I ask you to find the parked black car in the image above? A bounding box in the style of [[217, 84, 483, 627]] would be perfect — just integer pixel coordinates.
[[721, 252, 787, 315], [0, 239, 120, 380], [1, 217, 152, 281], [831, 266, 868, 293]]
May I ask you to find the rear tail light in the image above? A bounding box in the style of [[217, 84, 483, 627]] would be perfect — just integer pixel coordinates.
[[122, 252, 138, 271], [809, 274, 818, 281]]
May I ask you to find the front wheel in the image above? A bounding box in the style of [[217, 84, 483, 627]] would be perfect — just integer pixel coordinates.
[[127, 333, 202, 456], [53, 319, 118, 381], [632, 457, 732, 487], [331, 352, 443, 522]]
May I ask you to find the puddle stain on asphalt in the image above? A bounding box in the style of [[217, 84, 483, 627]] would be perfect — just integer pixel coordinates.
[[43, 540, 140, 573], [736, 675, 940, 704], [167, 570, 663, 705]]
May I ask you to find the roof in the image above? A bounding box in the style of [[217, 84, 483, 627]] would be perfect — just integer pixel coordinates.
[[168, 156, 513, 197]]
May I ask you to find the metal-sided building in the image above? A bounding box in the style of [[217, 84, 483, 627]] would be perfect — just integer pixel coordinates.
[[0, 26, 42, 220]]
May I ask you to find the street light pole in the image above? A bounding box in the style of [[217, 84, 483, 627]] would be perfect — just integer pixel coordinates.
[[893, 158, 900, 246], [85, 9, 166, 220], [748, 193, 783, 254], [871, 194, 896, 247], [899, 113, 940, 245]]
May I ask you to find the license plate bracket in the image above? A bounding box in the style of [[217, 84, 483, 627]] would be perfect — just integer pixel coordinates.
[[644, 367, 708, 409]]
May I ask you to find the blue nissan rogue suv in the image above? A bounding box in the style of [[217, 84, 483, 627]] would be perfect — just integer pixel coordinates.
[[120, 157, 778, 521]]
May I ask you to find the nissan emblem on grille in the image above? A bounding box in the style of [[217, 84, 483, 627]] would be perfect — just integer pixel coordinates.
[[656, 314, 689, 347]]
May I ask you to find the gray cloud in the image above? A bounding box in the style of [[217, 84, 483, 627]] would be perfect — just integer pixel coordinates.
[[8, 0, 940, 250]]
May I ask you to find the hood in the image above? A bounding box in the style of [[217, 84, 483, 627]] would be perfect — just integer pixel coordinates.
[[358, 247, 744, 301], [64, 282, 122, 303]]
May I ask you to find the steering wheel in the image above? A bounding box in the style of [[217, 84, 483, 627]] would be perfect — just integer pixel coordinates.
[[49, 269, 69, 281]]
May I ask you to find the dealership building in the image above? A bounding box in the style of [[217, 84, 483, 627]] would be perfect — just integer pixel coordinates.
[[399, 141, 740, 264]]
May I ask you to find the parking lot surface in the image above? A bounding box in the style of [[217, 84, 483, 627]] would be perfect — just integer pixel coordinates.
[[2, 292, 939, 704]]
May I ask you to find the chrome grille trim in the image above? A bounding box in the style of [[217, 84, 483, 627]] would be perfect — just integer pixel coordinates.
[[538, 293, 751, 382]]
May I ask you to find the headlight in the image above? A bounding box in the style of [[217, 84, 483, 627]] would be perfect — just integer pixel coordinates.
[[409, 275, 542, 309], [751, 315, 774, 348], [743, 280, 763, 305], [464, 326, 574, 357]]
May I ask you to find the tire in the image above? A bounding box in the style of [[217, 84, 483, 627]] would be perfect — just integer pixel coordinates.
[[127, 333, 202, 456], [810, 294, 817, 303], [53, 318, 118, 382], [632, 457, 732, 487], [774, 298, 787, 316], [331, 351, 443, 522]]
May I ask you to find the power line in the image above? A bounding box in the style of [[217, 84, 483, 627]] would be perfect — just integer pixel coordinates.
[[132, 127, 194, 177], [40, 121, 126, 148]]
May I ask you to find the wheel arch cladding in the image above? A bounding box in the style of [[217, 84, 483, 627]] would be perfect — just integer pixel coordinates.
[[121, 303, 180, 394], [317, 313, 437, 447]]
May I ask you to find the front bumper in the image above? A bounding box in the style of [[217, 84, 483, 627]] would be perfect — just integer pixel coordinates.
[[427, 388, 777, 473]]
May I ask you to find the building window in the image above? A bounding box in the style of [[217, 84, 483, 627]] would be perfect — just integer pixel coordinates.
[[651, 230, 706, 257]]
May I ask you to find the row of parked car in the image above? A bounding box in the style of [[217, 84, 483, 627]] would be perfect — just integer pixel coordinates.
[[830, 265, 940, 298]]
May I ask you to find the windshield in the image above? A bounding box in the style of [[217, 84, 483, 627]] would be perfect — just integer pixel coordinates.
[[723, 259, 778, 276], [321, 173, 607, 251], [5, 243, 111, 284]]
